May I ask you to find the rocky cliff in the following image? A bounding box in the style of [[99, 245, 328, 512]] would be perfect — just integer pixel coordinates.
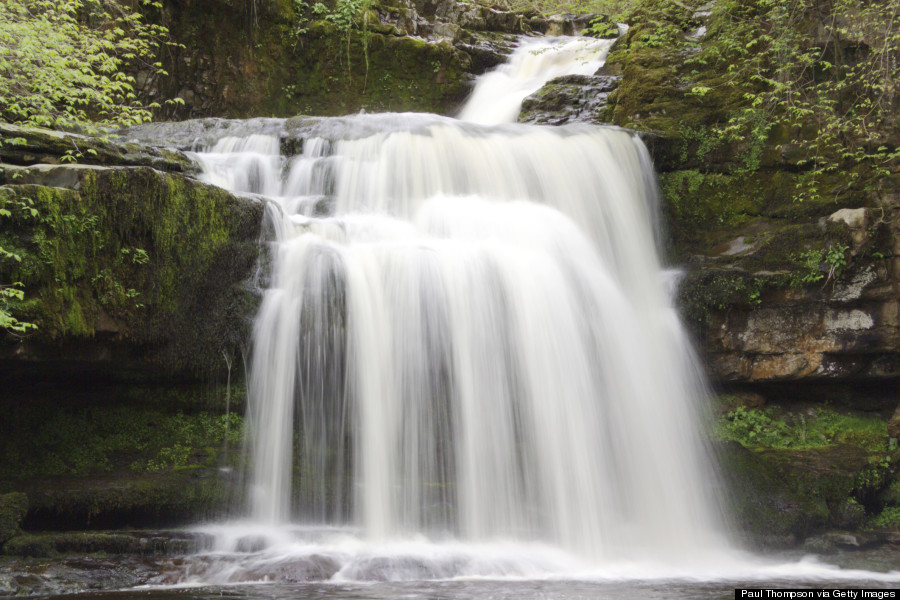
[[139, 0, 560, 119], [0, 123, 259, 534], [559, 0, 900, 548]]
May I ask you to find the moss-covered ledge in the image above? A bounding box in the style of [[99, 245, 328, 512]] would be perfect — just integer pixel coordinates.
[[0, 124, 195, 173], [0, 163, 264, 376]]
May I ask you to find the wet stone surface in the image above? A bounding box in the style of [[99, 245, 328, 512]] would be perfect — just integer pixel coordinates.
[[519, 74, 619, 125]]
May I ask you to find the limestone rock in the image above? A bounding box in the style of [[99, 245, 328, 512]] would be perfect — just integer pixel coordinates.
[[828, 208, 870, 246], [829, 208, 869, 230]]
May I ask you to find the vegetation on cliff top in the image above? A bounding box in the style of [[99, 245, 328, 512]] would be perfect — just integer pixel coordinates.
[[601, 0, 899, 191], [0, 0, 177, 132]]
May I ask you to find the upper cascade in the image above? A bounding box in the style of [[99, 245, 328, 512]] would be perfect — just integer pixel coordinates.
[[458, 36, 614, 124]]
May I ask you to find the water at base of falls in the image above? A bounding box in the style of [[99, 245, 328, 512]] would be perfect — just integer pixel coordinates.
[[156, 36, 899, 588]]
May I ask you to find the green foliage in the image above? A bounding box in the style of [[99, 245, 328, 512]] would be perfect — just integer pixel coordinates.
[[678, 271, 767, 325], [716, 405, 889, 452], [585, 17, 618, 38], [0, 399, 244, 479], [507, 0, 639, 20], [870, 506, 900, 530], [0, 492, 28, 545], [854, 453, 893, 496], [686, 0, 900, 199], [788, 242, 849, 288], [292, 0, 373, 83], [0, 0, 172, 131], [0, 194, 38, 334], [0, 184, 155, 335]]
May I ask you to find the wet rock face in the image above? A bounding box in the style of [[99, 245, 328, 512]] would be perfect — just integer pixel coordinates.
[[518, 74, 618, 125], [142, 0, 560, 119], [579, 0, 900, 397], [676, 199, 900, 394]]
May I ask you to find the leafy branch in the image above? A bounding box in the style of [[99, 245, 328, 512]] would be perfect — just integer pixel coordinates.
[[0, 0, 175, 132]]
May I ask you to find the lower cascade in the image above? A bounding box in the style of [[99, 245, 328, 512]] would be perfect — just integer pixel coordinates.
[[190, 36, 733, 579]]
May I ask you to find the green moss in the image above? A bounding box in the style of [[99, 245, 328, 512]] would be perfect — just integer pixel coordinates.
[[868, 506, 900, 530], [660, 170, 766, 236], [717, 441, 830, 542], [0, 380, 243, 529], [659, 169, 857, 257], [282, 28, 471, 115], [0, 166, 263, 373], [0, 492, 27, 545], [714, 404, 898, 539], [879, 480, 900, 506], [602, 8, 745, 150], [0, 385, 244, 480], [715, 406, 889, 453], [1, 532, 189, 557], [677, 270, 765, 326], [6, 469, 231, 530]]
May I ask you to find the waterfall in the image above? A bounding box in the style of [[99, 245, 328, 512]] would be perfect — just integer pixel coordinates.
[[192, 36, 729, 567]]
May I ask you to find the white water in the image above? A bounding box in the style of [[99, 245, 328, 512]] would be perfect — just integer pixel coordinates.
[[183, 37, 900, 585], [457, 36, 613, 124]]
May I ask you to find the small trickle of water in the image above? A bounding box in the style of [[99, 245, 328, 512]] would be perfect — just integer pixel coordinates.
[[187, 35, 731, 578]]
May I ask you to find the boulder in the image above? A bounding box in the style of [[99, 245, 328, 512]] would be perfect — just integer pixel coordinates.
[[0, 158, 263, 376]]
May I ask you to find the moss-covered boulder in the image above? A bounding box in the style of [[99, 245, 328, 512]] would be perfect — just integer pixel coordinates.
[[0, 161, 263, 375], [280, 23, 473, 116], [714, 403, 900, 547]]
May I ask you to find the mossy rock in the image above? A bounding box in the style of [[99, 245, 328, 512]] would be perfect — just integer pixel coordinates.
[[13, 469, 232, 531], [0, 384, 244, 481], [660, 170, 770, 248], [0, 165, 263, 375], [0, 371, 244, 532], [0, 492, 27, 546], [519, 75, 617, 125], [284, 27, 472, 116], [0, 124, 194, 172], [717, 441, 873, 546], [142, 0, 478, 119], [677, 269, 765, 328], [1, 531, 199, 557], [600, 8, 747, 170]]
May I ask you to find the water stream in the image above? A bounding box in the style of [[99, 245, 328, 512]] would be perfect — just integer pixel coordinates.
[[112, 35, 900, 594]]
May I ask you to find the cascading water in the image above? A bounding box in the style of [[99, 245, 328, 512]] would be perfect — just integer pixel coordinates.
[[109, 35, 900, 593], [189, 36, 731, 573]]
